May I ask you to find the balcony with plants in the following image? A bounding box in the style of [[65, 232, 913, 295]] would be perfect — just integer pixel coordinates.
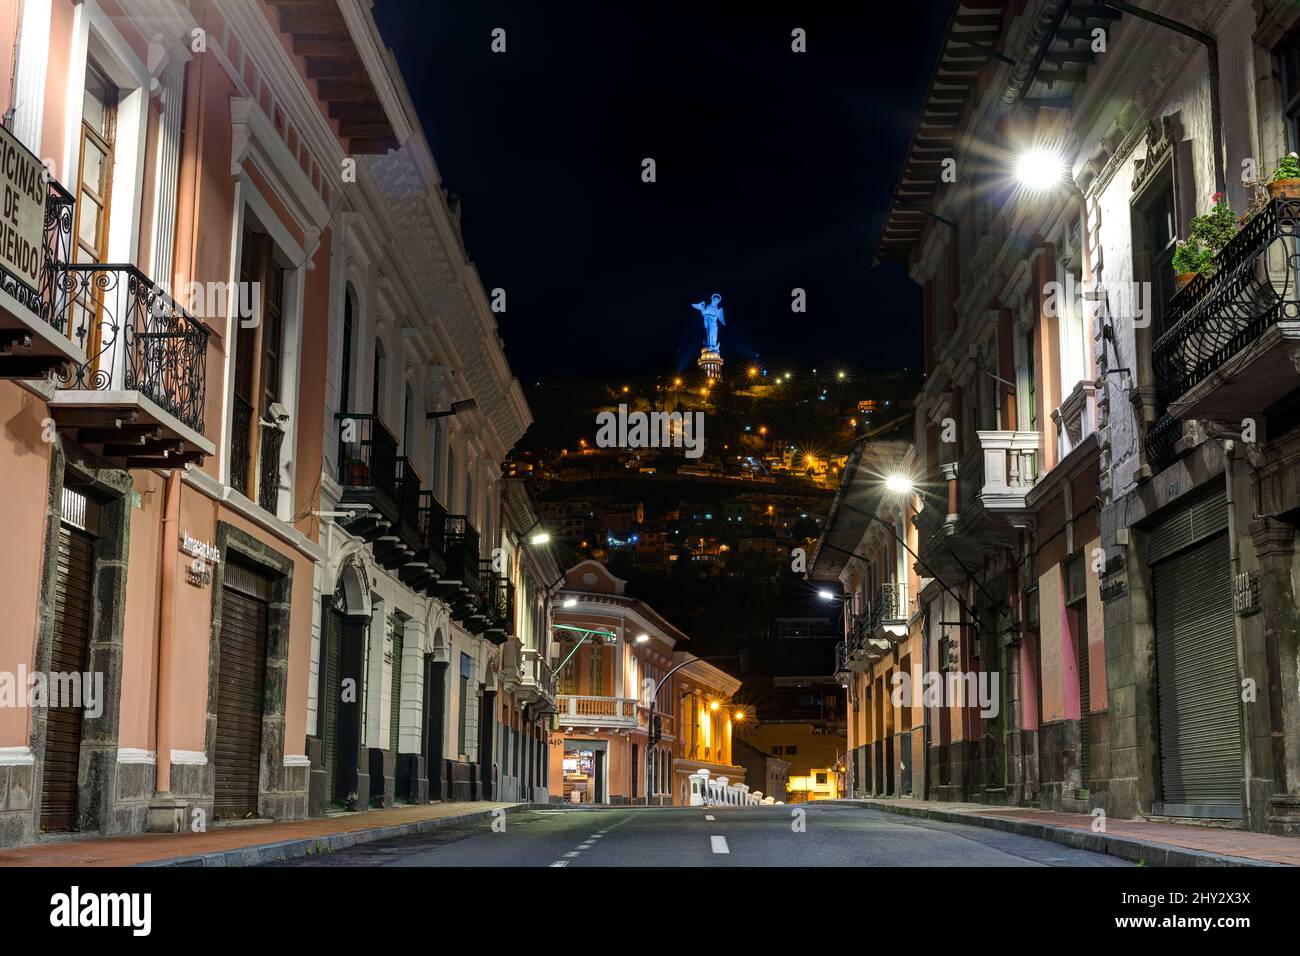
[[1147, 176, 1300, 471]]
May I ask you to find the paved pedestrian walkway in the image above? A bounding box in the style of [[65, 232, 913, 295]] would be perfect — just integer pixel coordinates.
[[842, 797, 1300, 866], [0, 801, 522, 867]]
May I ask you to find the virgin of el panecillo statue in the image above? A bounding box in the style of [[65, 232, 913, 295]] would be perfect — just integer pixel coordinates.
[[692, 293, 725, 352]]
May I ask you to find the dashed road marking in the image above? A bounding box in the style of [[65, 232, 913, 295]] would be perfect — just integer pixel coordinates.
[[710, 835, 730, 854], [705, 814, 715, 821], [564, 850, 581, 858], [550, 860, 569, 867]]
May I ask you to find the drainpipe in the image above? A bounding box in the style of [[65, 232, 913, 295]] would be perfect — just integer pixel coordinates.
[[1102, 1, 1226, 196], [1222, 440, 1253, 823], [147, 468, 185, 831]]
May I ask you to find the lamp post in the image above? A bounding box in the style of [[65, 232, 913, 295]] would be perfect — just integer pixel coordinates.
[[643, 655, 739, 807]]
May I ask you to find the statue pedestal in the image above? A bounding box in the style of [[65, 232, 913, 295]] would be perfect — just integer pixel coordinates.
[[698, 348, 723, 381]]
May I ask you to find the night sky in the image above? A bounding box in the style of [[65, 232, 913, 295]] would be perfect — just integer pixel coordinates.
[[372, 2, 949, 381]]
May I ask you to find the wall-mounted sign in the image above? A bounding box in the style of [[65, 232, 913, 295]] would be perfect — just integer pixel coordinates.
[[0, 125, 46, 292], [181, 531, 220, 587]]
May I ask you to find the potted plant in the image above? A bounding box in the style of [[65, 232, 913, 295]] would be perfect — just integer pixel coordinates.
[[1268, 152, 1300, 200], [345, 456, 369, 486], [1171, 192, 1239, 286], [1171, 239, 1210, 288]]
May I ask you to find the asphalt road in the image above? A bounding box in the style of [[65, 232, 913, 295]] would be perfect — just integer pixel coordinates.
[[268, 802, 1132, 867]]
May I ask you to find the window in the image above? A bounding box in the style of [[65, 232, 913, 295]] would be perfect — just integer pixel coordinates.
[[372, 339, 385, 417], [785, 745, 798, 756], [340, 288, 355, 411], [70, 61, 118, 358], [1065, 553, 1087, 606], [770, 746, 781, 755], [1134, 171, 1178, 337], [457, 652, 472, 757], [403, 382, 414, 452], [816, 772, 828, 785], [74, 62, 116, 266], [230, 226, 286, 508], [589, 645, 604, 696]]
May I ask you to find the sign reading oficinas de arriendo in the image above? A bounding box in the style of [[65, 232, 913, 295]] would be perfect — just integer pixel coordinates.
[[0, 125, 46, 291]]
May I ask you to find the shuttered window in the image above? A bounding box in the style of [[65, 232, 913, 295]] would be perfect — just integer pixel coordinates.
[[389, 619, 404, 753]]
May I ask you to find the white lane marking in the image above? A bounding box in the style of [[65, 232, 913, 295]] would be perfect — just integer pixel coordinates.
[[590, 834, 604, 839], [550, 860, 569, 867], [710, 835, 730, 854], [705, 814, 715, 821], [564, 850, 581, 857]]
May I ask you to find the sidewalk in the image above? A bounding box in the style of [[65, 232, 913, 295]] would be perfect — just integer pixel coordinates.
[[0, 801, 526, 867], [841, 797, 1300, 866]]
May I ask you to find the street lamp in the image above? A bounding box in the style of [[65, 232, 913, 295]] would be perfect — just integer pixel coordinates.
[[885, 473, 914, 496], [529, 531, 551, 545], [1014, 147, 1067, 193], [641, 654, 739, 807]]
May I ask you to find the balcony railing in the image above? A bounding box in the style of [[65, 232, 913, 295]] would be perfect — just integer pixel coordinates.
[[418, 491, 448, 579], [55, 263, 208, 432], [1148, 197, 1300, 469], [978, 430, 1039, 510], [522, 647, 558, 708], [3, 176, 74, 335], [0, 164, 83, 379], [556, 695, 639, 727], [442, 514, 481, 591], [229, 395, 283, 512], [869, 581, 908, 635], [394, 456, 423, 551], [336, 412, 399, 522]]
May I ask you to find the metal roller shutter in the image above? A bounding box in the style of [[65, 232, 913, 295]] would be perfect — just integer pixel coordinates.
[[214, 564, 271, 819], [41, 522, 96, 831], [1153, 530, 1242, 812]]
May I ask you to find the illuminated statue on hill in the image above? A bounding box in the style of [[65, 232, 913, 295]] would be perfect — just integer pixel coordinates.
[[692, 293, 725, 352]]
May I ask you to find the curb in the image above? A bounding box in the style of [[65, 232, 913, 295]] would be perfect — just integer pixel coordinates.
[[144, 803, 536, 868], [837, 799, 1285, 867]]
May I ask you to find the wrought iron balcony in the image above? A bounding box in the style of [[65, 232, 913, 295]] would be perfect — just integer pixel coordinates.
[[834, 641, 850, 682], [869, 581, 908, 639], [0, 151, 84, 378], [481, 563, 514, 645], [336, 412, 400, 538], [435, 515, 483, 618], [394, 457, 424, 553], [1148, 197, 1300, 470], [409, 490, 449, 594], [47, 261, 213, 466]]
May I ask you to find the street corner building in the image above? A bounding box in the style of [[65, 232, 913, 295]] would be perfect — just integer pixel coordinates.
[[550, 560, 749, 806], [0, 0, 542, 847], [813, 0, 1300, 835]]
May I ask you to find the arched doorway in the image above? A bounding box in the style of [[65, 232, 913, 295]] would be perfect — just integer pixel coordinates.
[[321, 559, 370, 809]]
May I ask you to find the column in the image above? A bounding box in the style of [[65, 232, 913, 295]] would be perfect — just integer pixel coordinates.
[[1250, 518, 1300, 833], [12, 0, 51, 155]]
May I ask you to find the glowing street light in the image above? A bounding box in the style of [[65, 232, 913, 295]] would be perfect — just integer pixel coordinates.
[[885, 473, 914, 495], [562, 597, 578, 608], [635, 633, 650, 644], [1015, 147, 1068, 192], [529, 531, 551, 545], [817, 589, 835, 601], [709, 700, 720, 712]]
